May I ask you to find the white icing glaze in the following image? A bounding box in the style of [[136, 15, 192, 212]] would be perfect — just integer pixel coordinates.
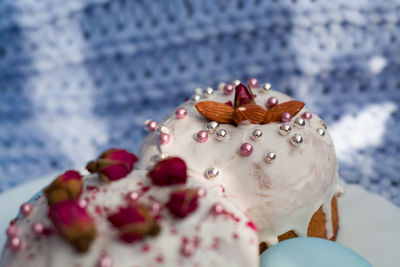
[[322, 201, 334, 239], [137, 88, 340, 243], [1, 171, 258, 267]]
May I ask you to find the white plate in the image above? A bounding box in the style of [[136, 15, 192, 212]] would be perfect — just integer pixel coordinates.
[[0, 177, 399, 267]]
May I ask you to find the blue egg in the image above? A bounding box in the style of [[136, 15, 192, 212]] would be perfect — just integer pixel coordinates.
[[260, 237, 372, 267]]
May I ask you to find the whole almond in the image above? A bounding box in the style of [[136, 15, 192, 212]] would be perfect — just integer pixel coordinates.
[[233, 104, 267, 125], [263, 101, 305, 123], [195, 101, 234, 124]]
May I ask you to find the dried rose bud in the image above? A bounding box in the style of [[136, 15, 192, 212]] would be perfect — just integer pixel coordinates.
[[148, 157, 187, 186], [86, 148, 138, 183], [224, 100, 233, 107], [48, 200, 96, 253], [107, 204, 160, 243], [166, 189, 199, 218], [234, 83, 255, 108], [44, 170, 83, 206]]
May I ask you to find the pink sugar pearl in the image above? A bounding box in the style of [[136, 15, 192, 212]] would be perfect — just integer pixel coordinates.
[[126, 191, 140, 202], [175, 108, 187, 119], [280, 112, 292, 122], [196, 130, 208, 143], [98, 255, 113, 267], [151, 202, 161, 213], [146, 120, 158, 131], [302, 111, 312, 120], [20, 203, 33, 217], [159, 133, 170, 145], [240, 143, 253, 156], [266, 97, 278, 108], [247, 78, 259, 89], [223, 83, 234, 95], [78, 198, 88, 209], [32, 222, 44, 236], [6, 225, 18, 238], [181, 241, 196, 257], [197, 187, 207, 198], [9, 237, 22, 252], [212, 203, 224, 215]]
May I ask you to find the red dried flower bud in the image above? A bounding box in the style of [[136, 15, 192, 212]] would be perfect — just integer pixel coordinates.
[[234, 83, 255, 108], [86, 148, 138, 183], [48, 200, 96, 252], [107, 204, 160, 244], [148, 157, 187, 186], [166, 189, 199, 218], [44, 170, 83, 206], [224, 100, 233, 107]]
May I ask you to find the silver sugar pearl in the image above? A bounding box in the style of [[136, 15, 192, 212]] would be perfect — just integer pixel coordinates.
[[158, 153, 168, 160], [216, 129, 227, 141], [290, 134, 303, 146], [251, 129, 263, 140], [205, 167, 219, 179], [335, 185, 346, 198], [192, 95, 201, 102], [156, 126, 170, 135], [279, 123, 292, 135], [194, 87, 203, 95], [206, 121, 219, 134], [150, 153, 169, 164], [204, 87, 214, 96], [294, 117, 306, 128], [265, 152, 277, 163], [261, 83, 272, 91], [317, 128, 326, 136], [233, 79, 241, 86]]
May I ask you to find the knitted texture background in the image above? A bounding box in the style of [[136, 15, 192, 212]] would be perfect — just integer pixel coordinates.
[[0, 0, 399, 205]]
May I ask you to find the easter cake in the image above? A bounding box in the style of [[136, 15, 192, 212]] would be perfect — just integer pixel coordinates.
[[1, 151, 259, 267], [137, 79, 345, 252]]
